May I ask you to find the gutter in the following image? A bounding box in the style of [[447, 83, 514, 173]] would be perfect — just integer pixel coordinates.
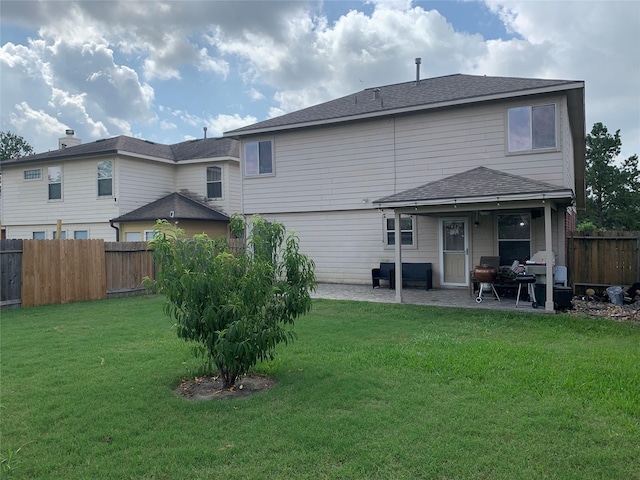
[[109, 219, 120, 242]]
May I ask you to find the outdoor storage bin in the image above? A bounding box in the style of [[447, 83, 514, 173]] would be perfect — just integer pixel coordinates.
[[534, 284, 573, 309], [606, 286, 624, 305]]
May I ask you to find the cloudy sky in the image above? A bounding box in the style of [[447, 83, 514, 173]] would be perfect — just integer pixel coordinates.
[[1, 0, 639, 161]]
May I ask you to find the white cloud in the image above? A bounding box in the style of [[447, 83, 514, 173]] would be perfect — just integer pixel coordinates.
[[1, 0, 637, 162]]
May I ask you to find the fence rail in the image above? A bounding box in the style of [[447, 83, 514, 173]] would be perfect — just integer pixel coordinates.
[[0, 239, 155, 309]]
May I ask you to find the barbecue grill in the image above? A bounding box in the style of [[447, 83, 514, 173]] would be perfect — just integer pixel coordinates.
[[473, 264, 501, 303]]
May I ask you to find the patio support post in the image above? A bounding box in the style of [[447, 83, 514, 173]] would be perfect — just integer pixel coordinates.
[[544, 202, 554, 311], [394, 210, 403, 303]]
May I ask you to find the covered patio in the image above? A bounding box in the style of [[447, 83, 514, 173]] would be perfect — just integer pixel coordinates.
[[373, 167, 577, 312], [311, 282, 555, 313]]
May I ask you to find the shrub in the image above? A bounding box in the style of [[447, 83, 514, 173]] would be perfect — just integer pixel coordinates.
[[147, 215, 316, 387]]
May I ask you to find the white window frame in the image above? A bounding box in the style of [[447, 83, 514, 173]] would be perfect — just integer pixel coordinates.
[[32, 231, 45, 239], [206, 166, 223, 199], [244, 140, 274, 176], [507, 104, 557, 153], [125, 232, 142, 241], [24, 169, 42, 180], [53, 231, 67, 239], [48, 165, 62, 201], [383, 214, 417, 249], [97, 160, 113, 197], [74, 230, 89, 239], [497, 213, 531, 265]]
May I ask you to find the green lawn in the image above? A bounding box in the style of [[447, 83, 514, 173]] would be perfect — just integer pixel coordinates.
[[1, 295, 639, 479]]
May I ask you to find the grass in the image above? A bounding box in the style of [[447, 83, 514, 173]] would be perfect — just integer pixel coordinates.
[[1, 295, 639, 479]]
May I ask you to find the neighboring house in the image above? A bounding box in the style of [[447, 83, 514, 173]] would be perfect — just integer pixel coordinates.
[[0, 131, 240, 241], [226, 73, 585, 311]]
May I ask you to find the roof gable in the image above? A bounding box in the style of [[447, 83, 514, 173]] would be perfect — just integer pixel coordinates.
[[226, 74, 583, 135], [374, 167, 573, 205], [0, 135, 239, 165], [111, 192, 230, 223]]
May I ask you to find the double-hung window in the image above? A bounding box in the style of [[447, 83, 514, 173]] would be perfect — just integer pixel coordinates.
[[508, 104, 556, 152], [245, 140, 273, 176], [98, 160, 113, 196], [384, 215, 416, 247], [48, 166, 62, 200], [498, 213, 531, 265], [206, 166, 222, 198]]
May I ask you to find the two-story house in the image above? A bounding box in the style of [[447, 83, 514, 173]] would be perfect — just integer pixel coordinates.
[[0, 131, 240, 241], [226, 72, 585, 311]]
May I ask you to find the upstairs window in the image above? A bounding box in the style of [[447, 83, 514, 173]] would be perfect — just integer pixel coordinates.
[[32, 231, 45, 239], [48, 166, 62, 200], [74, 230, 88, 239], [384, 215, 415, 247], [245, 140, 273, 176], [508, 104, 556, 152], [98, 160, 113, 196], [53, 231, 67, 239], [206, 166, 222, 199]]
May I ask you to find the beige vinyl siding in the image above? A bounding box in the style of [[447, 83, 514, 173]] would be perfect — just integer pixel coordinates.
[[1, 158, 119, 227], [117, 157, 175, 215], [243, 96, 571, 215], [121, 220, 228, 240], [175, 160, 241, 215], [242, 118, 395, 214], [255, 210, 441, 286], [5, 222, 116, 241]]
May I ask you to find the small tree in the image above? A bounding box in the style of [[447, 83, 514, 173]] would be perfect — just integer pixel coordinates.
[[148, 215, 316, 388]]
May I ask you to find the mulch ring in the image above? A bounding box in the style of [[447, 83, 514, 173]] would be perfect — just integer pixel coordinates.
[[566, 298, 640, 323], [176, 373, 276, 401]]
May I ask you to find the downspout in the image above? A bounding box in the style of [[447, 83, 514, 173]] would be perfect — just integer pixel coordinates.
[[109, 219, 120, 242]]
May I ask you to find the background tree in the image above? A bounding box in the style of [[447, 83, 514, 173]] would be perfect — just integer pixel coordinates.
[[581, 122, 640, 231], [0, 131, 34, 160], [0, 131, 35, 196], [148, 215, 316, 388]]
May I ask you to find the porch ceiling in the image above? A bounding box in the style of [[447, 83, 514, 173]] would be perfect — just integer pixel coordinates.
[[373, 166, 574, 209]]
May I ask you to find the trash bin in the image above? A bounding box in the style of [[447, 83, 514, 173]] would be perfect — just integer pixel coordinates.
[[534, 284, 574, 309], [534, 283, 547, 305], [606, 286, 624, 306]]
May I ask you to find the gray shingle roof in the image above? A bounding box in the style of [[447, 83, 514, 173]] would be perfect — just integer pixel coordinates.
[[374, 167, 573, 205], [111, 192, 229, 223], [0, 136, 239, 165], [226, 74, 582, 135]]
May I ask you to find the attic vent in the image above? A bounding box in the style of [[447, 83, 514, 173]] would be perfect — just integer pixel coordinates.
[[169, 210, 175, 218], [373, 88, 380, 100]]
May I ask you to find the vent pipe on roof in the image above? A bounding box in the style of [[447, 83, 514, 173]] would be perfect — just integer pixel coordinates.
[[373, 88, 380, 100], [415, 58, 421, 85], [203, 127, 207, 139]]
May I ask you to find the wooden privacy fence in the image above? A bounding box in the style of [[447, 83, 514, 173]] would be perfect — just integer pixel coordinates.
[[0, 239, 155, 309], [567, 231, 640, 295]]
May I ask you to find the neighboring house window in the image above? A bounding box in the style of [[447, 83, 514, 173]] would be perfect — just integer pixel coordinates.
[[245, 140, 273, 176], [384, 215, 415, 247], [498, 213, 531, 265], [144, 230, 156, 241], [48, 166, 62, 200], [32, 231, 45, 239], [98, 160, 113, 196], [24, 169, 42, 180], [508, 104, 556, 152], [74, 230, 88, 239], [125, 232, 142, 241], [53, 231, 67, 239], [206, 166, 222, 198]]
